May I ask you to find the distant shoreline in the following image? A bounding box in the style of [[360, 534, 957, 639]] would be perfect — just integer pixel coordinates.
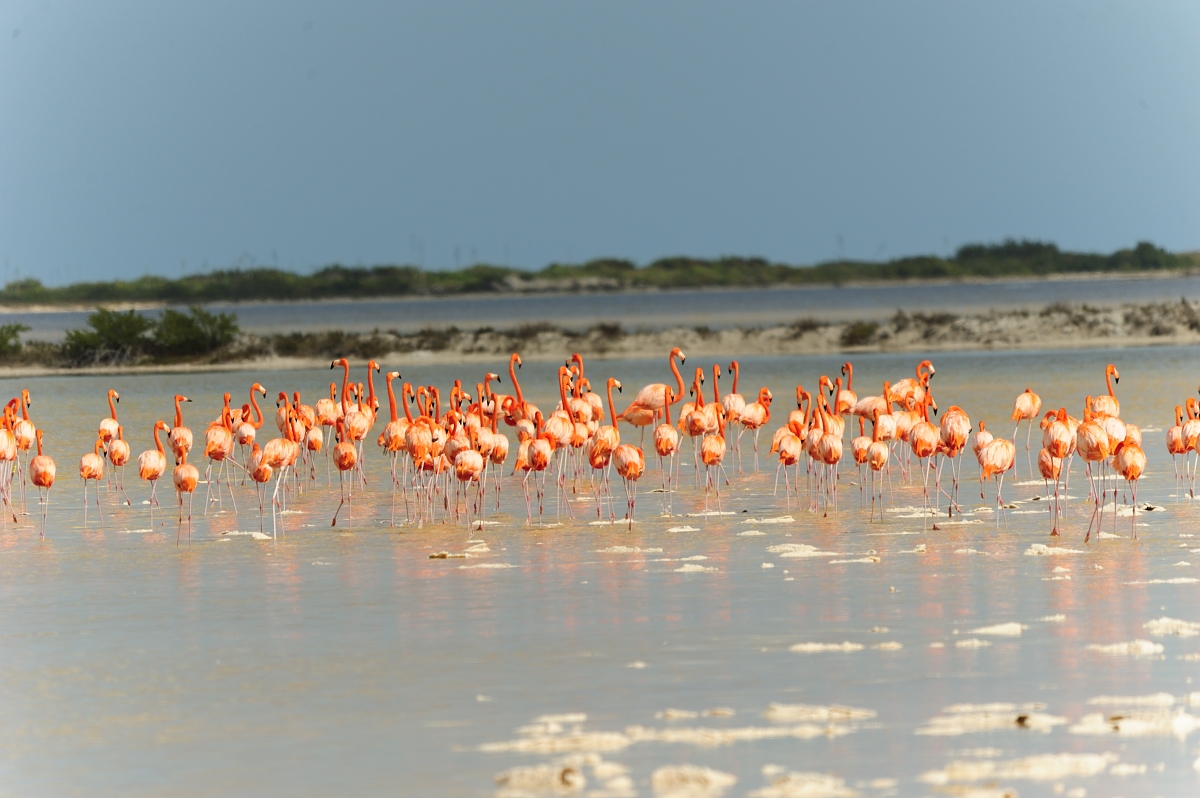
[[3, 265, 1199, 316], [2, 298, 1197, 377]]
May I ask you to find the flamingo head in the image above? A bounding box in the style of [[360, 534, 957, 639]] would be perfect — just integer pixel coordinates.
[[759, 387, 773, 405], [22, 389, 30, 407], [1107, 363, 1119, 383], [252, 382, 267, 397], [670, 347, 685, 363], [368, 360, 380, 372]]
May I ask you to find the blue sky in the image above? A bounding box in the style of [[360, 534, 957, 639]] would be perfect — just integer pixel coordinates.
[[1, 1, 1197, 284]]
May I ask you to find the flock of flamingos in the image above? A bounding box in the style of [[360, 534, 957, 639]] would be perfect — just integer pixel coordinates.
[[0, 349, 1163, 545]]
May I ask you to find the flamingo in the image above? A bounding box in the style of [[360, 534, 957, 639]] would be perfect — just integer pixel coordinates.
[[169, 395, 193, 465], [80, 437, 105, 525], [173, 449, 200, 545], [700, 409, 728, 515], [888, 360, 935, 407], [236, 383, 267, 472], [978, 437, 1016, 524], [835, 362, 858, 415], [612, 443, 645, 529], [247, 443, 273, 533], [138, 421, 170, 526], [722, 361, 747, 467], [1113, 439, 1146, 538], [653, 386, 681, 503], [866, 407, 891, 521], [99, 389, 120, 444], [1011, 387, 1043, 476], [1167, 405, 1186, 492], [1038, 446, 1064, 535], [738, 387, 773, 471], [202, 406, 235, 513], [1077, 403, 1112, 543], [29, 429, 55, 539], [1090, 364, 1120, 418], [331, 419, 358, 527], [622, 347, 686, 425], [108, 425, 132, 505]]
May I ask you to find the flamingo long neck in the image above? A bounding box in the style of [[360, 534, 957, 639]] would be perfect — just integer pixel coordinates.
[[35, 430, 43, 456], [712, 365, 721, 405], [108, 391, 118, 421], [174, 396, 184, 428], [1177, 405, 1184, 426], [356, 383, 365, 414], [94, 438, 104, 457], [557, 368, 570, 411], [731, 362, 739, 394], [249, 389, 264, 429], [845, 363, 853, 391], [1106, 368, 1116, 399], [431, 387, 441, 422], [153, 423, 164, 454], [759, 390, 771, 424], [366, 366, 377, 406], [509, 356, 524, 405], [402, 384, 414, 423], [222, 406, 232, 431], [664, 391, 673, 426], [339, 361, 351, 413], [21, 392, 30, 421], [386, 375, 398, 423], [490, 389, 500, 433], [606, 382, 618, 424], [572, 353, 584, 382], [694, 378, 705, 409], [832, 377, 843, 415], [669, 351, 684, 403]]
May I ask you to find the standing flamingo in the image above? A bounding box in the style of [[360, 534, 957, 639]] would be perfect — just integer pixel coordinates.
[[1113, 439, 1146, 538], [107, 425, 132, 505], [331, 419, 358, 527], [738, 387, 773, 471], [169, 395, 193, 464], [835, 362, 858, 415], [612, 443, 645, 529], [700, 410, 728, 514], [99, 389, 120, 444], [173, 450, 200, 545], [978, 437, 1016, 524], [1091, 364, 1120, 418], [80, 437, 105, 525], [29, 429, 55, 539], [138, 421, 170, 527], [622, 347, 686, 425], [653, 386, 681, 505]]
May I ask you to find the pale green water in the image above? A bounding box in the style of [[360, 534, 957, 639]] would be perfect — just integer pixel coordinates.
[[2, 347, 1199, 796]]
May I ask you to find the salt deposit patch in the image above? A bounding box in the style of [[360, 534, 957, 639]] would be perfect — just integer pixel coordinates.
[[596, 546, 663, 554], [115, 528, 154, 534], [916, 703, 1066, 736], [1126, 578, 1200, 585], [920, 752, 1116, 784], [747, 771, 856, 798], [481, 732, 632, 754], [1070, 709, 1200, 738], [1086, 693, 1175, 707], [624, 722, 856, 746], [1040, 614, 1066, 622], [1144, 617, 1200, 637], [900, 544, 927, 554], [459, 563, 517, 570], [768, 543, 839, 558], [667, 526, 700, 533], [738, 529, 765, 536], [789, 642, 864, 653], [650, 764, 736, 797], [743, 516, 795, 525], [1086, 639, 1163, 656], [970, 622, 1025, 637], [955, 639, 991, 649], [955, 548, 989, 555], [1024, 544, 1085, 556], [873, 641, 903, 651], [675, 564, 718, 573], [828, 556, 879, 564], [762, 703, 875, 723], [494, 762, 585, 794]]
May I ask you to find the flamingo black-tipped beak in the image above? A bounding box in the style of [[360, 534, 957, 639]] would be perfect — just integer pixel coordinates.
[[617, 386, 622, 393], [330, 361, 335, 369], [186, 398, 193, 403], [1115, 377, 1119, 384]]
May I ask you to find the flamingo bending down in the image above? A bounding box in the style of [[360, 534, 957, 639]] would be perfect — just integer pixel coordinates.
[[29, 429, 55, 539], [99, 389, 120, 444], [1011, 387, 1042, 477], [978, 437, 1016, 524], [138, 421, 170, 526], [1113, 440, 1146, 539]]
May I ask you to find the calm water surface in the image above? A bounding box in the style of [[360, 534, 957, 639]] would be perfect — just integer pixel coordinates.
[[10, 272, 1200, 340], [3, 346, 1200, 796]]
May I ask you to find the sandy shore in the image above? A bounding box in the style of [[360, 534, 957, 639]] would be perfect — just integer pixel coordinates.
[[1, 299, 1196, 377]]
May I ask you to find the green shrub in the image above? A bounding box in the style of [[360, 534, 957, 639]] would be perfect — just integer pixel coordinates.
[[0, 323, 29, 358], [839, 321, 879, 347], [152, 305, 239, 357], [63, 308, 153, 364]]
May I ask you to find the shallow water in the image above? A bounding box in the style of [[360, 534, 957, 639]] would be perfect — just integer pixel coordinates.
[[3, 346, 1200, 796], [11, 271, 1200, 340]]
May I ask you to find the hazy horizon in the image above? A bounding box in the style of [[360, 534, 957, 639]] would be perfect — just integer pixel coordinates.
[[2, 1, 1198, 286]]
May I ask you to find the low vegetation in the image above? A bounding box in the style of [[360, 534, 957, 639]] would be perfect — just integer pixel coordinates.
[[1, 241, 1195, 307]]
